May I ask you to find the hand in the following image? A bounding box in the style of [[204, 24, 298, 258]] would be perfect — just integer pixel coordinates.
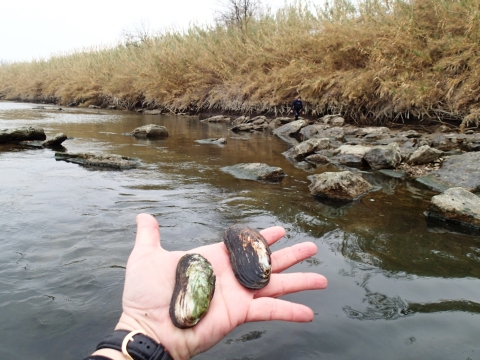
[[290, 110, 293, 113], [94, 214, 327, 360]]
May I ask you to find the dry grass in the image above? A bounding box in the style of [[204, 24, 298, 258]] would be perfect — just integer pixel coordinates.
[[1, 0, 480, 125]]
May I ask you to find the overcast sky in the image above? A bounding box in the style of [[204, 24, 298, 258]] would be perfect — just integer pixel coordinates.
[[1, 0, 290, 63]]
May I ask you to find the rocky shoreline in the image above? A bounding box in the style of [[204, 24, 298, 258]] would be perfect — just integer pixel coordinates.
[[3, 107, 480, 233]]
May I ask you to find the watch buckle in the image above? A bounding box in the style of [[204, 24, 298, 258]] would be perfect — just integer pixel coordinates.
[[121, 329, 146, 360]]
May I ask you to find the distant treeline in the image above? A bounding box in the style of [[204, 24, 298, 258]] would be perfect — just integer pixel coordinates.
[[1, 0, 480, 126]]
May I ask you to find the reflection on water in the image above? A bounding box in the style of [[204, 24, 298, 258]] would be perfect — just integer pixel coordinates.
[[1, 101, 480, 360]]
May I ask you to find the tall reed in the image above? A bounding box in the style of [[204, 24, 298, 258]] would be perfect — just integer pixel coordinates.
[[1, 0, 480, 125]]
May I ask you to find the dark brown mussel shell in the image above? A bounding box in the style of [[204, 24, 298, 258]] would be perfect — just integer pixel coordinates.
[[169, 253, 216, 329], [223, 224, 272, 290]]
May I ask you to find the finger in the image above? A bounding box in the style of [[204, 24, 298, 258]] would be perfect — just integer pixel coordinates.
[[271, 242, 318, 273], [254, 273, 327, 299], [134, 213, 161, 249], [260, 226, 286, 246], [246, 297, 314, 323]]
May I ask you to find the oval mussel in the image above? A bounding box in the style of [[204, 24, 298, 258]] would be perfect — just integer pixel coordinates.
[[169, 253, 216, 329], [223, 224, 272, 290]]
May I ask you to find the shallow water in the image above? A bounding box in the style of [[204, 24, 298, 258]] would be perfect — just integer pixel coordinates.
[[0, 101, 479, 360]]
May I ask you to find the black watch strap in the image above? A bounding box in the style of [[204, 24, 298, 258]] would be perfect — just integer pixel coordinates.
[[96, 330, 173, 360]]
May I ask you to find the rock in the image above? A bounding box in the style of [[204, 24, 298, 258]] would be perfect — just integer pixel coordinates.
[[364, 143, 402, 170], [319, 114, 345, 127], [282, 138, 330, 160], [107, 105, 117, 110], [131, 124, 169, 138], [275, 117, 293, 125], [305, 153, 331, 165], [232, 116, 250, 126], [0, 126, 46, 143], [408, 145, 443, 165], [88, 105, 101, 109], [200, 115, 231, 123], [231, 116, 269, 132], [416, 151, 480, 192], [460, 134, 480, 152], [273, 120, 307, 137], [42, 133, 68, 147], [330, 154, 365, 168], [334, 144, 372, 157], [300, 125, 344, 141], [428, 134, 464, 151], [221, 163, 285, 182], [143, 109, 162, 115], [364, 133, 391, 142], [55, 152, 139, 169], [435, 124, 451, 133], [426, 187, 480, 230], [355, 127, 390, 137], [398, 130, 422, 138], [195, 138, 226, 145], [308, 171, 373, 200]]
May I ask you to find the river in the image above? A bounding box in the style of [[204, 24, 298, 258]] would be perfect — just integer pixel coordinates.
[[0, 101, 479, 360]]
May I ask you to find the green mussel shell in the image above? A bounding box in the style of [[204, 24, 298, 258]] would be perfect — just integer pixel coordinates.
[[169, 253, 216, 329]]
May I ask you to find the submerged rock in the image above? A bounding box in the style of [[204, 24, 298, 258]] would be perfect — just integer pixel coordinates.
[[55, 152, 140, 169], [0, 126, 46, 144], [417, 152, 480, 192], [426, 187, 480, 230], [131, 124, 169, 138], [195, 138, 226, 145], [201, 115, 231, 123], [143, 109, 162, 115], [308, 171, 373, 200], [221, 163, 285, 182]]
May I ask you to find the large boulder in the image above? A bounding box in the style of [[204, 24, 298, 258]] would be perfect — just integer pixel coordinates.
[[300, 125, 344, 141], [417, 151, 480, 192], [0, 126, 46, 143], [221, 163, 285, 182], [283, 138, 330, 160], [308, 171, 373, 200], [131, 124, 169, 138], [408, 145, 443, 165], [426, 187, 480, 230], [55, 152, 140, 169], [364, 143, 402, 170], [273, 120, 307, 137]]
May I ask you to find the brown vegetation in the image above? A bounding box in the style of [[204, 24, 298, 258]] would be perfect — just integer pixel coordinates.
[[1, 0, 480, 126]]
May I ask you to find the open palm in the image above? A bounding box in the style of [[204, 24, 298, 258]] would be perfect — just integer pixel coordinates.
[[115, 214, 327, 360]]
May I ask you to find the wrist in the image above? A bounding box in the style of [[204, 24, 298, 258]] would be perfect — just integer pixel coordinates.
[[91, 348, 125, 360], [114, 313, 190, 360]]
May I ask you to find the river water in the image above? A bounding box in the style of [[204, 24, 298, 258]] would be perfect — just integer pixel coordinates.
[[0, 101, 479, 360]]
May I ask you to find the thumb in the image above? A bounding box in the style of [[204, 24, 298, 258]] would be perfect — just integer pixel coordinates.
[[134, 213, 161, 249]]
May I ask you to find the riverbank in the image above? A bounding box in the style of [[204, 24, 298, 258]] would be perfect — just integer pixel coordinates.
[[1, 0, 480, 127]]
